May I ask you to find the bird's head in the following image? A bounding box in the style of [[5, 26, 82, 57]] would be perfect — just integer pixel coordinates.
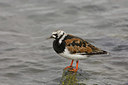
[[48, 30, 67, 40]]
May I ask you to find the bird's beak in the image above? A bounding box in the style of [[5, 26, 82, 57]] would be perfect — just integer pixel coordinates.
[[47, 36, 54, 39]]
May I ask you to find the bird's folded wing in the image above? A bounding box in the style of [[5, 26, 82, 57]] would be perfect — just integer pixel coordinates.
[[65, 37, 107, 55]]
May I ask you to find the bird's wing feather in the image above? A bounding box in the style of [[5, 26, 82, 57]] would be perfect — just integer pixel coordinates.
[[65, 35, 107, 55]]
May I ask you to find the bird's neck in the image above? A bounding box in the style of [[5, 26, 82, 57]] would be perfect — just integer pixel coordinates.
[[58, 34, 67, 44]]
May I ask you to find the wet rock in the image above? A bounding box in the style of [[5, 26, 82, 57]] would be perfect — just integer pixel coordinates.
[[59, 67, 89, 85]]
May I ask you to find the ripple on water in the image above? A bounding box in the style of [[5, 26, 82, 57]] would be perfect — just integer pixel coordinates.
[[4, 48, 18, 51], [102, 42, 115, 47], [20, 67, 47, 73], [0, 2, 11, 8], [81, 4, 107, 12], [111, 61, 128, 66], [3, 72, 21, 78], [7, 64, 28, 69], [112, 45, 128, 51]]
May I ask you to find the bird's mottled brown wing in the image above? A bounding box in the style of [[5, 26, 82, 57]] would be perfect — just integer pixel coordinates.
[[65, 35, 107, 55]]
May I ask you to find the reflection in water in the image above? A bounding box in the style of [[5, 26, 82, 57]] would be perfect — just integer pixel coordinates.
[[59, 68, 88, 85]]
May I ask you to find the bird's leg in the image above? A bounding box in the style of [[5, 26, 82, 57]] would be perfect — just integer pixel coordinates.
[[69, 60, 79, 72], [64, 60, 74, 70]]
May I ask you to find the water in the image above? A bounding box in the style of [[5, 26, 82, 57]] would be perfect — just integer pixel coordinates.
[[0, 0, 128, 85]]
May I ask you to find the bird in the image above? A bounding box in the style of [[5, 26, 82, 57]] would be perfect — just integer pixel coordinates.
[[48, 30, 108, 72]]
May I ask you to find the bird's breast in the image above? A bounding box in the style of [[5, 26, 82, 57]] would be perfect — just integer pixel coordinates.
[[53, 40, 65, 53]]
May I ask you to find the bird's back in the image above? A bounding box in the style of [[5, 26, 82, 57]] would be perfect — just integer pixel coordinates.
[[63, 34, 107, 55]]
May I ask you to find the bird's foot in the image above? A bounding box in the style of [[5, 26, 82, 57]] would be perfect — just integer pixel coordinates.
[[64, 66, 73, 70], [69, 68, 78, 72]]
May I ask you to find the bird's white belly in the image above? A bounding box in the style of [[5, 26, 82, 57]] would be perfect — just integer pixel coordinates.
[[59, 48, 88, 60]]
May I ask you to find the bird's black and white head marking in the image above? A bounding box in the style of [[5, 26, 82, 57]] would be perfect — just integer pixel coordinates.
[[52, 30, 65, 39], [51, 30, 67, 44]]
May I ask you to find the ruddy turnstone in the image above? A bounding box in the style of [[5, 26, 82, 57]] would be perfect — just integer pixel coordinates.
[[48, 30, 108, 72]]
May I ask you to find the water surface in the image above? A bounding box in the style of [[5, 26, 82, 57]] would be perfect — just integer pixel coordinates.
[[0, 0, 128, 85]]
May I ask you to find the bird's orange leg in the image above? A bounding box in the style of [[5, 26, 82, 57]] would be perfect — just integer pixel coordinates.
[[64, 60, 74, 70], [69, 60, 79, 72]]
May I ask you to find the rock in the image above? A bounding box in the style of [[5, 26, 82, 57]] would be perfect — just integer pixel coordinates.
[[59, 67, 89, 85]]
